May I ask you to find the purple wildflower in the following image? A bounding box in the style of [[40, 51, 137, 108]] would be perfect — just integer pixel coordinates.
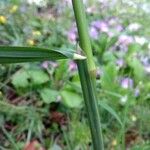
[[115, 25, 123, 32], [116, 59, 124, 68], [118, 35, 133, 46], [69, 60, 77, 72], [134, 88, 140, 97], [41, 61, 58, 69], [42, 61, 49, 69], [91, 20, 109, 33], [120, 77, 134, 89], [141, 56, 150, 74], [67, 27, 77, 44], [89, 26, 99, 39]]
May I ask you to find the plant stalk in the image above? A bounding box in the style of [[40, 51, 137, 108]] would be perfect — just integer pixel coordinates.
[[72, 0, 104, 149], [72, 0, 95, 73], [76, 60, 104, 150]]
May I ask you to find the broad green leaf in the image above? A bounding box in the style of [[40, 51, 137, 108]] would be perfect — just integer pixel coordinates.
[[12, 70, 29, 88], [12, 69, 49, 88], [99, 101, 123, 126], [0, 46, 86, 64], [61, 90, 83, 108], [101, 63, 118, 91], [39, 88, 59, 104], [127, 57, 145, 80], [28, 70, 49, 85]]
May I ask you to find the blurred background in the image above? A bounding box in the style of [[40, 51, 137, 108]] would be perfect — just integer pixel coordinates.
[[0, 0, 150, 149]]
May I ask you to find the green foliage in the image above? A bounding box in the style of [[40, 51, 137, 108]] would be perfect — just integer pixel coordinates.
[[12, 68, 49, 88], [101, 62, 118, 91], [0, 0, 150, 149], [99, 101, 123, 126], [39, 88, 58, 104], [61, 90, 82, 108], [127, 57, 145, 81]]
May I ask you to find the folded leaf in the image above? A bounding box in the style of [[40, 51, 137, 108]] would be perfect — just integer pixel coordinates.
[[0, 46, 86, 63]]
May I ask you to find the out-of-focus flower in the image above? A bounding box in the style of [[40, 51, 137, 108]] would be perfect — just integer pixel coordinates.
[[141, 56, 150, 74], [141, 3, 150, 14], [32, 30, 41, 36], [134, 88, 140, 97], [27, 0, 47, 7], [27, 39, 35, 46], [144, 65, 150, 74], [141, 56, 149, 66], [116, 59, 124, 68], [148, 43, 150, 49], [91, 20, 109, 33], [127, 23, 141, 32], [123, 1, 137, 9], [118, 35, 133, 46], [67, 27, 77, 44], [134, 36, 147, 45], [120, 77, 133, 89], [115, 25, 123, 32], [120, 95, 128, 104], [86, 6, 97, 14], [9, 5, 18, 13], [111, 139, 117, 146], [0, 16, 7, 24], [41, 61, 49, 69], [89, 27, 99, 39], [41, 61, 58, 69], [69, 60, 77, 72], [108, 17, 119, 26], [131, 115, 137, 122]]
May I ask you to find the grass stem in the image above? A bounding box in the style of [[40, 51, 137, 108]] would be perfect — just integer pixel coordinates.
[[76, 60, 104, 150], [72, 0, 104, 149]]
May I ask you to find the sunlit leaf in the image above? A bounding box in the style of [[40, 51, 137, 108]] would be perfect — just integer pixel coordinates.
[[61, 90, 83, 108], [12, 69, 49, 88], [39, 88, 59, 104]]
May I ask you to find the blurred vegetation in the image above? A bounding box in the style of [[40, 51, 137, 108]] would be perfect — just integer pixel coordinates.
[[0, 0, 150, 149]]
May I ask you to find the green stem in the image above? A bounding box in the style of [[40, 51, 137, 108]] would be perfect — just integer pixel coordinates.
[[72, 0, 104, 149], [72, 0, 95, 73], [77, 60, 104, 150]]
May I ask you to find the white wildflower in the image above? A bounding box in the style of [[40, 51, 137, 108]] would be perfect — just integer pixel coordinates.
[[131, 115, 137, 122], [27, 0, 47, 7], [128, 23, 141, 32], [120, 95, 128, 105], [134, 36, 148, 45], [148, 43, 150, 49], [122, 0, 137, 9], [141, 3, 150, 14], [144, 65, 150, 74]]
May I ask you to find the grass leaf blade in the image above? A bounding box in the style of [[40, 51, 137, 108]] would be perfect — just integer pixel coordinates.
[[0, 46, 86, 63]]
